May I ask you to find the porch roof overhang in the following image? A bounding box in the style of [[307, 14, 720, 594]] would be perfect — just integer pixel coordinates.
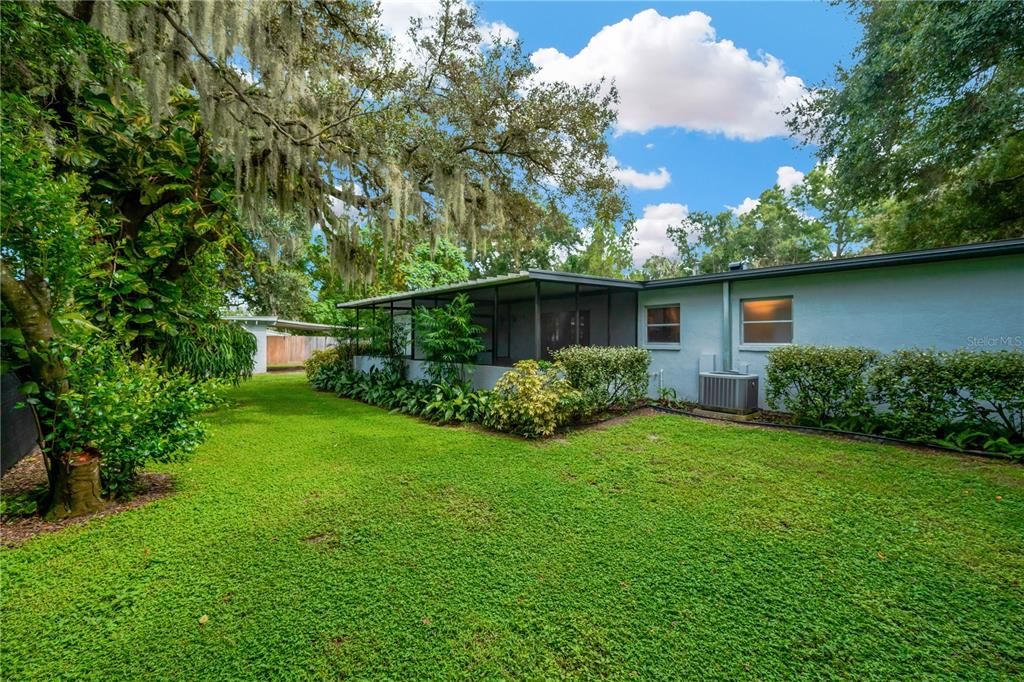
[[335, 270, 641, 309], [223, 316, 342, 333]]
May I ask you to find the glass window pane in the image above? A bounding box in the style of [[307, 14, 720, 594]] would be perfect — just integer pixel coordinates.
[[742, 298, 792, 322], [648, 325, 680, 343], [743, 321, 793, 344], [647, 305, 679, 325]]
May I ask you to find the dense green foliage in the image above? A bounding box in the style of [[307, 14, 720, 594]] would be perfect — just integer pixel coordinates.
[[564, 215, 637, 278], [400, 240, 471, 292], [161, 321, 256, 385], [788, 1, 1024, 250], [484, 360, 580, 438], [1, 0, 626, 513], [552, 346, 650, 418], [362, 312, 409, 382], [34, 340, 219, 498], [415, 294, 486, 386], [871, 349, 1024, 451], [765, 345, 881, 427], [311, 365, 488, 426], [3, 374, 1022, 678], [304, 345, 355, 382], [767, 346, 1024, 457], [661, 165, 867, 276]]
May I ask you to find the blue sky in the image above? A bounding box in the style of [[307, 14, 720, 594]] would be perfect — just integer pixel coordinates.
[[380, 1, 862, 264]]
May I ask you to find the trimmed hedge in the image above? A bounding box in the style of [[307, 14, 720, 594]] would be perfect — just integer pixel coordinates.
[[766, 345, 1024, 457], [552, 345, 650, 418], [765, 345, 880, 427]]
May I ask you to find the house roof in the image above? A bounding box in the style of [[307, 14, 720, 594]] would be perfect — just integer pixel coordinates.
[[643, 237, 1024, 289], [335, 269, 641, 309], [335, 237, 1024, 308], [223, 316, 341, 333]]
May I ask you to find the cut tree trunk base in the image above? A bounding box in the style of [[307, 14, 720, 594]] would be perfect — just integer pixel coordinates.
[[44, 450, 106, 521]]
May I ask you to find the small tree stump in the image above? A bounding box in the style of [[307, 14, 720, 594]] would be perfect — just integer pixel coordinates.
[[44, 450, 105, 521]]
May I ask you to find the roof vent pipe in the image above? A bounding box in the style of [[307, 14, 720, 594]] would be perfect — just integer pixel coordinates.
[[728, 261, 749, 271]]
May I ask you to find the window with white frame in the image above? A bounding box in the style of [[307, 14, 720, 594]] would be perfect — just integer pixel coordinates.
[[741, 297, 793, 344], [645, 304, 680, 344]]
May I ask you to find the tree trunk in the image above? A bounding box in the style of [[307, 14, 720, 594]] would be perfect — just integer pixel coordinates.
[[44, 449, 106, 521], [1, 264, 74, 512]]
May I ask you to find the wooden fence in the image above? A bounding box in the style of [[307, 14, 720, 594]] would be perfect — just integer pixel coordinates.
[[266, 335, 336, 367]]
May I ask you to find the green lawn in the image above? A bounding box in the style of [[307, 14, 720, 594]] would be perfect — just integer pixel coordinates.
[[2, 373, 1022, 679]]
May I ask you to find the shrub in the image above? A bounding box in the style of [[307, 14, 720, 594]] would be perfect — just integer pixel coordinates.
[[422, 382, 490, 424], [305, 344, 354, 382], [950, 350, 1024, 441], [872, 349, 1024, 446], [552, 345, 650, 418], [766, 345, 880, 427], [767, 345, 1024, 457], [39, 339, 219, 498], [483, 360, 579, 438], [869, 349, 962, 440], [416, 293, 485, 386]]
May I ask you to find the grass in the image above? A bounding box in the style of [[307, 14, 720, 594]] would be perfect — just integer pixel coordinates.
[[2, 373, 1022, 680]]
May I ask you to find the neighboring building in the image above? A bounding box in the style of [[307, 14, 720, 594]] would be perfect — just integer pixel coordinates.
[[225, 317, 339, 374], [337, 239, 1024, 407]]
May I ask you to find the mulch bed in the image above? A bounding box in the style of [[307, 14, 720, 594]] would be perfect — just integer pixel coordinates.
[[1, 453, 175, 547]]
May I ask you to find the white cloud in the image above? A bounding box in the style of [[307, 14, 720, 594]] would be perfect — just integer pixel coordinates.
[[633, 202, 688, 266], [644, 143, 656, 150], [727, 165, 805, 214], [608, 156, 671, 190], [729, 197, 760, 216], [531, 9, 805, 140], [776, 165, 805, 192]]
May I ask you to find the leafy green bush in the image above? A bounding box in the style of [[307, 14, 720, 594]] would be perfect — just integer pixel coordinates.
[[766, 345, 880, 426], [768, 345, 1024, 458], [36, 339, 219, 498], [323, 365, 490, 425], [869, 349, 961, 440], [422, 382, 490, 424], [872, 349, 1024, 449], [950, 350, 1024, 442], [416, 293, 485, 386], [552, 345, 650, 418], [305, 344, 354, 382], [483, 360, 579, 438], [162, 320, 257, 385]]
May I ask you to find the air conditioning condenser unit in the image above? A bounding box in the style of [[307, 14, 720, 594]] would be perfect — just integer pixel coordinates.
[[698, 371, 759, 414]]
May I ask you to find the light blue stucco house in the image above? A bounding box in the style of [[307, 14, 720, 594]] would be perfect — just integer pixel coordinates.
[[338, 238, 1024, 408]]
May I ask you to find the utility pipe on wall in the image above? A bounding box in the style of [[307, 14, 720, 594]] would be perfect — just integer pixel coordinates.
[[721, 281, 732, 372]]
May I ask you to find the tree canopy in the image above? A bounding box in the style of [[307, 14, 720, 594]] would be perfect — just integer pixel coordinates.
[[788, 0, 1024, 250]]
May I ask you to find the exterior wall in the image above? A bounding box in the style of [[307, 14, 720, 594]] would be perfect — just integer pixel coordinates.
[[640, 254, 1024, 407], [638, 283, 725, 401], [355, 356, 508, 391], [241, 324, 269, 374]]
